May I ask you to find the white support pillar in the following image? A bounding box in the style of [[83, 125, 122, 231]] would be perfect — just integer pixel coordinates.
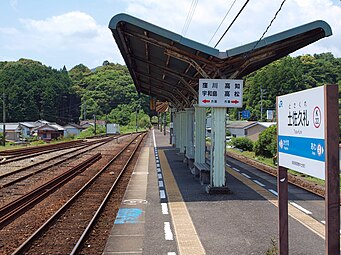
[[185, 108, 195, 160], [194, 105, 206, 164], [179, 111, 186, 153], [173, 112, 180, 149], [209, 107, 227, 190]]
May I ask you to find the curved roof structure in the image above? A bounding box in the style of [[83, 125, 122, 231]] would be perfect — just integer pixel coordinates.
[[109, 13, 332, 109]]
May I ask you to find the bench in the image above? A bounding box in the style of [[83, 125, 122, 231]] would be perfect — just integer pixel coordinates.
[[194, 162, 210, 185]]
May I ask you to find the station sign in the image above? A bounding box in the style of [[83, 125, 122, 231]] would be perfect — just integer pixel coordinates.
[[198, 79, 243, 108], [277, 86, 325, 179]]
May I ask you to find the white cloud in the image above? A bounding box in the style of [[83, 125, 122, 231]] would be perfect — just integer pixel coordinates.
[[1, 0, 341, 69], [0, 11, 123, 68], [10, 0, 18, 10], [123, 0, 341, 56]]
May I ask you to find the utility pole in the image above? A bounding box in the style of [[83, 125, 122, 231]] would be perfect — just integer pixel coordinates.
[[93, 114, 97, 135], [2, 92, 5, 146], [260, 86, 263, 121]]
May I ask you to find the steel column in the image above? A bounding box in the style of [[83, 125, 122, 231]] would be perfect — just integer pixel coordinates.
[[185, 108, 195, 159], [210, 107, 226, 187], [179, 111, 187, 153], [194, 105, 206, 164]]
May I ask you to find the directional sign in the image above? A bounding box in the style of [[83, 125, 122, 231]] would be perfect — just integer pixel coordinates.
[[242, 110, 251, 119], [277, 86, 325, 179], [198, 79, 243, 108]]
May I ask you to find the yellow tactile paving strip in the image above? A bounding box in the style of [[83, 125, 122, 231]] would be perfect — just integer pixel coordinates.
[[227, 167, 333, 241], [159, 150, 206, 255]]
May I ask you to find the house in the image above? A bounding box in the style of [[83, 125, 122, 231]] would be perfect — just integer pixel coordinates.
[[226, 121, 276, 141], [63, 123, 84, 137], [0, 123, 20, 141], [33, 123, 65, 141], [18, 122, 37, 139]]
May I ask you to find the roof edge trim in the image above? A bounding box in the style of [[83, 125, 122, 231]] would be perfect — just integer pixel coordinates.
[[109, 13, 219, 57], [225, 20, 332, 58]]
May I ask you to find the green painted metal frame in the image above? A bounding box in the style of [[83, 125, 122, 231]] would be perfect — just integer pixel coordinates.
[[109, 13, 332, 109]]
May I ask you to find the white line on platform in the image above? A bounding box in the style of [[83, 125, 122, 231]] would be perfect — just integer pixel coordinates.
[[167, 253, 176, 255], [160, 190, 166, 199], [153, 130, 157, 148], [268, 189, 278, 196], [253, 180, 266, 187], [158, 173, 163, 179], [161, 203, 169, 214], [290, 202, 312, 215], [164, 222, 174, 240], [241, 173, 251, 179], [159, 180, 164, 188], [226, 163, 231, 167], [232, 167, 240, 172]]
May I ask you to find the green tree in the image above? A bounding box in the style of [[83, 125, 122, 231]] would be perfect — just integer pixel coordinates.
[[254, 125, 277, 158]]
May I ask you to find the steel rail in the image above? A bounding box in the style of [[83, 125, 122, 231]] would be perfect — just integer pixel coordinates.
[[0, 136, 116, 185], [0, 153, 102, 229], [11, 133, 146, 255], [70, 133, 146, 255]]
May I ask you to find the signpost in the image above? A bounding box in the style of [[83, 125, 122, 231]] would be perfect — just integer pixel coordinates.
[[198, 78, 243, 192], [277, 85, 339, 254], [199, 79, 243, 108]]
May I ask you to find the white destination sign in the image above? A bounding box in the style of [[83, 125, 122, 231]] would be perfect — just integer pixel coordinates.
[[198, 79, 243, 108], [277, 86, 325, 179]]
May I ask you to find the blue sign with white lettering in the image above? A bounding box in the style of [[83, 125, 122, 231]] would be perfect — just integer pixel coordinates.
[[278, 135, 325, 162], [242, 110, 250, 119]]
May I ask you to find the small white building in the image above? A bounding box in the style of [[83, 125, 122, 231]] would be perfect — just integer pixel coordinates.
[[0, 123, 20, 141], [63, 123, 84, 137], [226, 121, 276, 141]]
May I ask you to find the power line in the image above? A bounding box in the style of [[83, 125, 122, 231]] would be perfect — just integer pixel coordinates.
[[181, 0, 199, 36], [251, 0, 287, 51], [214, 0, 251, 48], [208, 0, 237, 45]]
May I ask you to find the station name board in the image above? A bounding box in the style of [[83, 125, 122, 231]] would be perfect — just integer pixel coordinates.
[[277, 86, 325, 180], [198, 79, 243, 108]]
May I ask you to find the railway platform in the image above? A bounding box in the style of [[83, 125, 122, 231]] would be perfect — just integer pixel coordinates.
[[103, 129, 326, 255]]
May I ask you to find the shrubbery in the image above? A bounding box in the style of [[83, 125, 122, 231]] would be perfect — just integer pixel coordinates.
[[254, 125, 277, 158], [231, 137, 254, 152]]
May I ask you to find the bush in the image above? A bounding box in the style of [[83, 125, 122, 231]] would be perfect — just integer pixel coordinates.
[[231, 137, 254, 151], [254, 125, 277, 158]]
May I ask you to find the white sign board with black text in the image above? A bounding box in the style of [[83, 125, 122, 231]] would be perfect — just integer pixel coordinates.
[[199, 79, 243, 108], [277, 86, 325, 179]]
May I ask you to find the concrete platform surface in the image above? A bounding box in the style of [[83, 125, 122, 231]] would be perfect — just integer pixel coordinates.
[[103, 129, 326, 255]]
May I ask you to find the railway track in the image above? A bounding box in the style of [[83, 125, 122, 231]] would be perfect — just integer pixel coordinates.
[[0, 132, 146, 254], [0, 136, 116, 190], [11, 132, 146, 255]]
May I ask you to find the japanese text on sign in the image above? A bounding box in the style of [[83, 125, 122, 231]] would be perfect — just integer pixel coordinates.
[[199, 79, 243, 108], [277, 86, 325, 180]]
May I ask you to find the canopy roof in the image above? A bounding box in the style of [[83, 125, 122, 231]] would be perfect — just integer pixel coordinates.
[[109, 13, 332, 109]]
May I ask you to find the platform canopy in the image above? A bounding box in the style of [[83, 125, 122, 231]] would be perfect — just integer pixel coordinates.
[[109, 13, 332, 109]]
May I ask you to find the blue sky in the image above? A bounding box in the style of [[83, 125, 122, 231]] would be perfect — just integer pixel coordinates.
[[1, 0, 341, 70]]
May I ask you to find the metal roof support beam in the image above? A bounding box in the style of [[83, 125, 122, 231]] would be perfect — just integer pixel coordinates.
[[122, 30, 215, 66], [132, 55, 198, 81], [164, 50, 210, 78], [175, 88, 190, 107], [161, 70, 198, 99], [136, 71, 194, 95]]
